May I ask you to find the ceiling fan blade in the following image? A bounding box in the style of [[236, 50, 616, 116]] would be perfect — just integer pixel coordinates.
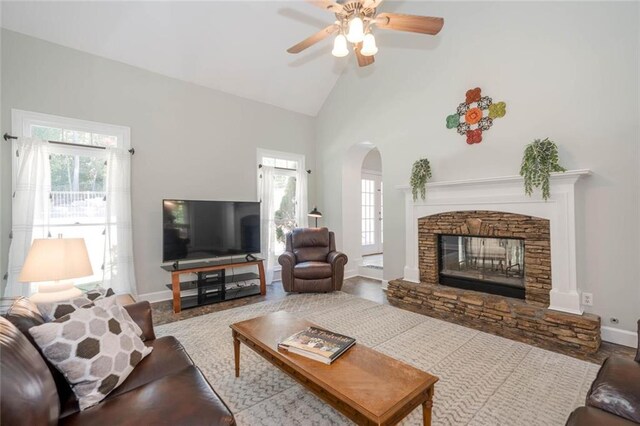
[[375, 13, 444, 35], [362, 0, 384, 10], [354, 42, 375, 67], [306, 0, 343, 13], [287, 24, 339, 54]]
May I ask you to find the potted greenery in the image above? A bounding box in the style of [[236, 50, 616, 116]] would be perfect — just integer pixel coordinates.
[[410, 158, 432, 201], [520, 138, 566, 200]]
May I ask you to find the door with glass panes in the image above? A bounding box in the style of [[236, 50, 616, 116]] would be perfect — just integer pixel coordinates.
[[361, 173, 383, 255]]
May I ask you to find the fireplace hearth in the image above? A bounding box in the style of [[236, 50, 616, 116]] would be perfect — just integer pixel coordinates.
[[439, 235, 525, 299], [391, 171, 600, 354]]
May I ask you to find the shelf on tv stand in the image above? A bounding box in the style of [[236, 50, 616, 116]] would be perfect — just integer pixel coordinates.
[[162, 258, 265, 313]]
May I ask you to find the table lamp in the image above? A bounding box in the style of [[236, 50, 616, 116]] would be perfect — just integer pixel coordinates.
[[19, 237, 93, 303], [308, 207, 323, 228]]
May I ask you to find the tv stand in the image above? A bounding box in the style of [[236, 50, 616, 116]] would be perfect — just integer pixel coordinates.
[[161, 257, 265, 313]]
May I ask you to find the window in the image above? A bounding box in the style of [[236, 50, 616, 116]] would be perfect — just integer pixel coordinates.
[[11, 110, 130, 289], [361, 178, 376, 246], [257, 150, 307, 261]]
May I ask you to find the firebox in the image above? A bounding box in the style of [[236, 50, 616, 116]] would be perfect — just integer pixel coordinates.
[[438, 235, 525, 299]]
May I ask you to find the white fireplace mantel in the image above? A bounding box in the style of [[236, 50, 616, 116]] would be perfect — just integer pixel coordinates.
[[396, 169, 591, 315]]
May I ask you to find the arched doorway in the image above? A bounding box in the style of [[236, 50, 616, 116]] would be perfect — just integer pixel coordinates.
[[340, 142, 383, 280]]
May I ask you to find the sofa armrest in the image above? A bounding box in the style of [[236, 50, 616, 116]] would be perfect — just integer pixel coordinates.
[[278, 252, 296, 292], [587, 356, 640, 423], [566, 407, 638, 426], [327, 251, 348, 291], [123, 301, 156, 341]]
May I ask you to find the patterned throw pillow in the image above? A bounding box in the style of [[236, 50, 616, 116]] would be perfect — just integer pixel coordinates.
[[36, 295, 94, 322], [36, 288, 115, 322], [86, 286, 115, 301], [96, 297, 145, 340], [28, 304, 152, 410]]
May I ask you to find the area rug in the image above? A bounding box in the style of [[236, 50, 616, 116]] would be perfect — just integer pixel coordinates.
[[155, 292, 598, 425]]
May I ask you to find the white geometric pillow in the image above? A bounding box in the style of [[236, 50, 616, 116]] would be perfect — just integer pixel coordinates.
[[37, 287, 115, 321], [86, 286, 115, 301], [36, 295, 94, 321], [28, 304, 153, 410], [96, 297, 145, 340]]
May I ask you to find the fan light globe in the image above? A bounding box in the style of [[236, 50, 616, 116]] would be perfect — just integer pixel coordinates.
[[332, 34, 349, 57], [346, 17, 365, 43], [361, 33, 378, 56]]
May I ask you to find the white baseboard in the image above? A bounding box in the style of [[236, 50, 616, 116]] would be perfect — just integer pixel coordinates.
[[355, 272, 384, 282], [344, 266, 359, 279], [601, 326, 638, 348], [137, 289, 175, 303]]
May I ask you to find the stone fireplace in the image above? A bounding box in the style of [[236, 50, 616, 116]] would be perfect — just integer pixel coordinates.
[[388, 170, 603, 354], [421, 211, 549, 305]]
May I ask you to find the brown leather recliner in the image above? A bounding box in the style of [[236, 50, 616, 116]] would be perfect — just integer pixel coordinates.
[[566, 319, 640, 425], [1, 298, 235, 426], [278, 227, 348, 293]]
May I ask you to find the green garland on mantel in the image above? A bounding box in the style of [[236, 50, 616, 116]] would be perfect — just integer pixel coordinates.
[[520, 138, 566, 201], [410, 158, 432, 201]]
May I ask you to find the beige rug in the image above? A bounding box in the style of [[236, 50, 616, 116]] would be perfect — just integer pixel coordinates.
[[155, 291, 598, 425]]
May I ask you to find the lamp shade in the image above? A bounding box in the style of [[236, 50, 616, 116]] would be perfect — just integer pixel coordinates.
[[308, 207, 323, 218], [19, 238, 93, 283]]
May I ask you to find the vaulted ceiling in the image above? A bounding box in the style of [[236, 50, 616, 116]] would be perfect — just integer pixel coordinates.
[[1, 1, 354, 116]]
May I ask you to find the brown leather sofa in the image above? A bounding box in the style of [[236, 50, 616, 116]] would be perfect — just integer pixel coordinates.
[[278, 227, 348, 293], [566, 320, 640, 425], [1, 298, 235, 426]]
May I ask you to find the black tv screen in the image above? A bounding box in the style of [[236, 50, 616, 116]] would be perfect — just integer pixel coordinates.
[[163, 200, 261, 262]]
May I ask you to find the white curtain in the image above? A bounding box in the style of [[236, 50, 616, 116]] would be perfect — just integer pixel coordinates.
[[5, 138, 51, 298], [296, 169, 309, 228], [102, 147, 136, 295], [259, 165, 276, 285]]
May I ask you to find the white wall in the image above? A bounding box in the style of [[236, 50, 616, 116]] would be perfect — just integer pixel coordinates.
[[316, 2, 640, 339], [1, 30, 316, 297], [0, 7, 3, 288]]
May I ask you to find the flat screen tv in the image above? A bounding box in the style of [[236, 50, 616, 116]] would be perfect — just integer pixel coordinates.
[[163, 199, 260, 262]]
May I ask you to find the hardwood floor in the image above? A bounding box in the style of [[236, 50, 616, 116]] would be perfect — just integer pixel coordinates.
[[150, 276, 635, 364], [151, 276, 388, 327]]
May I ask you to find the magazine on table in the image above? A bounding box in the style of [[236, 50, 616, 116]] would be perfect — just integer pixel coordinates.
[[278, 327, 356, 365]]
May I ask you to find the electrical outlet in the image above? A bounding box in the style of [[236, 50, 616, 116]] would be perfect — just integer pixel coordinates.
[[581, 292, 593, 306]]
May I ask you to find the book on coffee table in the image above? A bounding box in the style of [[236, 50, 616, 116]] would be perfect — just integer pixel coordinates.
[[278, 327, 356, 365]]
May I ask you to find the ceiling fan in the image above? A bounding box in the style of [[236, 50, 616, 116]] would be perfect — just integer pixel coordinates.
[[287, 0, 444, 67]]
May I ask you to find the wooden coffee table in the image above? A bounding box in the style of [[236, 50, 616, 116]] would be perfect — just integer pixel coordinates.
[[230, 311, 438, 425]]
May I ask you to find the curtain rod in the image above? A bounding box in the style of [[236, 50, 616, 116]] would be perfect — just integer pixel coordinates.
[[3, 133, 135, 155], [258, 163, 311, 174]]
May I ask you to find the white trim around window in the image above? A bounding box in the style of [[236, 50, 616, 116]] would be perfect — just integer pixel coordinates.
[[11, 109, 130, 149], [256, 147, 306, 197]]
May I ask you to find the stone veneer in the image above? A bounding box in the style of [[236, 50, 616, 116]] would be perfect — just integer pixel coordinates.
[[388, 280, 602, 354], [418, 211, 551, 306], [387, 210, 601, 354]]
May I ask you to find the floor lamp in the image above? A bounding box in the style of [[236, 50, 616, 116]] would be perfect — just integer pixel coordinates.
[[308, 207, 323, 228]]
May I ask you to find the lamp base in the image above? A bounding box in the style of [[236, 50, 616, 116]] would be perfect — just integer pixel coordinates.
[[29, 280, 83, 303]]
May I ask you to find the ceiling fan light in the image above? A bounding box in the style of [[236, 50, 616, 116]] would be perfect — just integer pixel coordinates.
[[361, 33, 378, 56], [346, 17, 365, 43], [332, 34, 349, 57]]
